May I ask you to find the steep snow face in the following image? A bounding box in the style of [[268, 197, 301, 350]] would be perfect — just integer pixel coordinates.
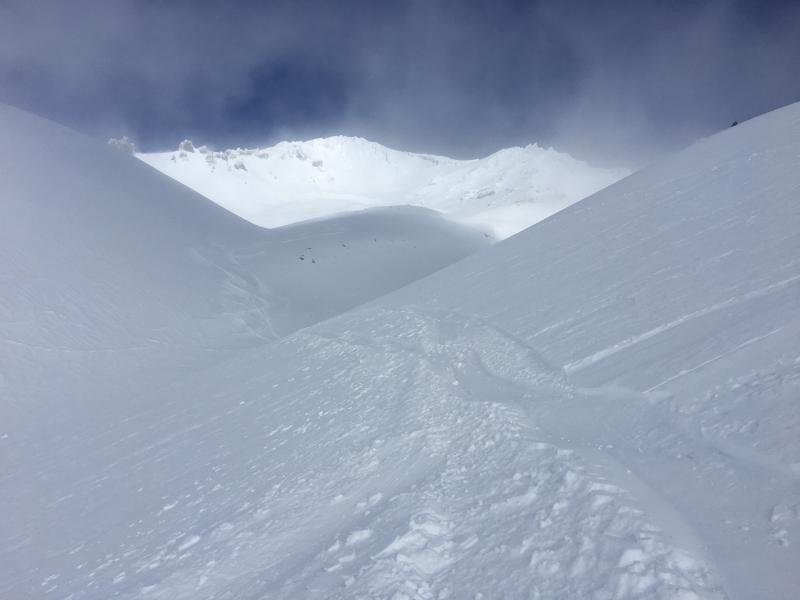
[[137, 136, 627, 237]]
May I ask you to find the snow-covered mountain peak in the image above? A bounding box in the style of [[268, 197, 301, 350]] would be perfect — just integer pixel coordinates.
[[137, 136, 627, 237], [174, 135, 451, 171]]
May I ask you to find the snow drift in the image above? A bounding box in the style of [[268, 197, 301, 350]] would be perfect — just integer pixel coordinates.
[[136, 136, 627, 238]]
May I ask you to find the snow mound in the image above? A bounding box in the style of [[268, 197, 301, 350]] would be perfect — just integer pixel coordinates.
[[137, 136, 627, 237]]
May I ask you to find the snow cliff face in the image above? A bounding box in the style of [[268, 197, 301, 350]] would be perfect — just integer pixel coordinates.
[[137, 136, 627, 237]]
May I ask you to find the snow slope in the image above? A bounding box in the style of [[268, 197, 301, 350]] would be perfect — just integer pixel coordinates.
[[3, 101, 799, 600], [378, 103, 800, 598], [0, 102, 487, 466], [136, 136, 627, 238]]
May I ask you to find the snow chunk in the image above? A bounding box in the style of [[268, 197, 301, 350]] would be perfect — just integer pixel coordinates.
[[345, 529, 373, 546], [108, 136, 135, 154], [177, 535, 201, 552]]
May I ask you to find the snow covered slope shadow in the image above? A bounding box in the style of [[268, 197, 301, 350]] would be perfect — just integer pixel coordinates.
[[379, 102, 800, 599], [136, 136, 627, 238]]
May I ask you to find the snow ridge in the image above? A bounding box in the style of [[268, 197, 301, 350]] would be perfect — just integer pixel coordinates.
[[137, 136, 627, 237]]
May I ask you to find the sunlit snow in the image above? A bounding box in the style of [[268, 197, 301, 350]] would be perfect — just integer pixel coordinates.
[[136, 136, 627, 238]]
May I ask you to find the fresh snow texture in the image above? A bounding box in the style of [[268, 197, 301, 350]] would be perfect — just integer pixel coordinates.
[[136, 136, 627, 238], [3, 101, 800, 600]]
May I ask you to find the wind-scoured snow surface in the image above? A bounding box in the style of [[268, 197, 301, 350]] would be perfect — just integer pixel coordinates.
[[137, 137, 627, 238], [2, 100, 799, 600]]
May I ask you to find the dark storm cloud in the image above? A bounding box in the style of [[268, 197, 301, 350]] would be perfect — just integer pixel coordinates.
[[0, 0, 798, 166]]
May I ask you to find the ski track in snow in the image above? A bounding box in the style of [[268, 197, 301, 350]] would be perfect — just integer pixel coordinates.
[[564, 273, 800, 376], [186, 246, 282, 342]]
